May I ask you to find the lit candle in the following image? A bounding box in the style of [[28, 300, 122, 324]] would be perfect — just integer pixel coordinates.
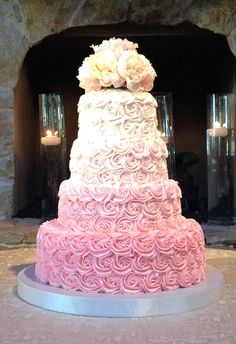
[[41, 130, 61, 146], [207, 122, 228, 137]]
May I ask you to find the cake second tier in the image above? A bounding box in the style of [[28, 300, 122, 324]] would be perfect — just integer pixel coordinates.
[[58, 179, 182, 233]]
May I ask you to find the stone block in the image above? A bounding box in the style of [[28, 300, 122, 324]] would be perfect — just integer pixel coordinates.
[[0, 109, 13, 145], [0, 230, 24, 245], [0, 180, 14, 218], [71, 0, 129, 26], [0, 155, 14, 178], [0, 88, 13, 108], [0, 1, 29, 87]]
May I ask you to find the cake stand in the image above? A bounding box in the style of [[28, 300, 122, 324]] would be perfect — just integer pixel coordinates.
[[17, 265, 223, 317]]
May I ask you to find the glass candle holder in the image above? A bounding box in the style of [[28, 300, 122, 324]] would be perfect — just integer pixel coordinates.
[[154, 93, 176, 179], [207, 93, 236, 224], [39, 93, 67, 220]]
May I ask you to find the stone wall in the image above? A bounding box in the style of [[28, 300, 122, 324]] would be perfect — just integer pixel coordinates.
[[0, 0, 236, 217]]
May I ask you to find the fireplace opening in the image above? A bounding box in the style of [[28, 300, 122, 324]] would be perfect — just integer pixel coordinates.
[[14, 24, 236, 220]]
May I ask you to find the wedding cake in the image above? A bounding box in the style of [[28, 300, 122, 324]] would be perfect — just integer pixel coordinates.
[[35, 38, 205, 293]]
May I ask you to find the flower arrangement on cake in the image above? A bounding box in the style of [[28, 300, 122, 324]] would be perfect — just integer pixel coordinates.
[[77, 38, 156, 92]]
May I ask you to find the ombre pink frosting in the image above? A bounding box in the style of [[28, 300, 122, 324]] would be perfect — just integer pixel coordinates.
[[35, 216, 205, 293], [35, 76, 206, 294]]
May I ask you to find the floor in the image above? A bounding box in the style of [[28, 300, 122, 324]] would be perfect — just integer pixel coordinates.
[[0, 246, 236, 344]]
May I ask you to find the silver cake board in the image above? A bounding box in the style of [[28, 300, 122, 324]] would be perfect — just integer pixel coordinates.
[[17, 265, 223, 318]]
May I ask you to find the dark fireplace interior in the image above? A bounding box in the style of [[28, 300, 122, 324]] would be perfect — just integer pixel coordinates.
[[14, 23, 236, 220]]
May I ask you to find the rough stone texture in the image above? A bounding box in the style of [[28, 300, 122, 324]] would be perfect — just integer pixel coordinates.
[[0, 108, 14, 217], [71, 0, 129, 27], [0, 218, 39, 248], [0, 247, 236, 343], [0, 1, 236, 217], [0, 0, 29, 88], [0, 180, 14, 219], [0, 87, 14, 109]]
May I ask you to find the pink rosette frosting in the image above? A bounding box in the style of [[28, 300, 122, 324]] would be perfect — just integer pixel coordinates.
[[60, 270, 81, 290], [68, 234, 88, 256], [77, 185, 93, 202], [186, 231, 199, 250], [102, 275, 121, 293], [80, 274, 102, 293], [89, 185, 112, 202], [133, 170, 149, 184], [153, 253, 171, 272], [170, 251, 188, 271], [143, 272, 162, 292], [123, 154, 140, 171], [155, 233, 174, 256], [173, 232, 188, 253], [111, 235, 132, 255], [132, 234, 156, 257], [179, 268, 194, 288], [133, 255, 153, 274], [113, 185, 131, 202], [137, 217, 157, 233], [76, 254, 93, 274], [149, 183, 166, 201], [47, 269, 62, 288], [63, 253, 78, 273], [132, 140, 148, 158], [121, 272, 144, 293], [192, 267, 204, 284], [162, 270, 180, 291], [49, 251, 64, 273], [100, 201, 122, 217], [123, 103, 141, 120], [125, 200, 143, 220], [98, 170, 117, 184], [93, 256, 113, 275], [113, 138, 130, 154], [80, 200, 98, 217], [88, 154, 107, 173], [94, 216, 114, 233], [166, 181, 180, 200], [186, 251, 197, 269], [88, 235, 111, 257], [109, 153, 123, 169], [75, 217, 91, 232], [130, 184, 151, 202], [113, 255, 133, 274], [141, 157, 155, 172], [143, 200, 161, 217], [115, 217, 135, 233]]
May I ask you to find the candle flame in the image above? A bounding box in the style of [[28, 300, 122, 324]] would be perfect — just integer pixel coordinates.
[[46, 130, 59, 137], [214, 121, 227, 129]]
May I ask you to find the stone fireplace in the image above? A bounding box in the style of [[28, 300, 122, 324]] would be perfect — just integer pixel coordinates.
[[1, 1, 236, 218]]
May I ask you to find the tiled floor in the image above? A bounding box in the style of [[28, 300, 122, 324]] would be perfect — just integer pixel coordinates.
[[0, 247, 236, 344]]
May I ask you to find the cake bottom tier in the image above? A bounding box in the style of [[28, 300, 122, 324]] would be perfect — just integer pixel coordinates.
[[35, 217, 205, 293]]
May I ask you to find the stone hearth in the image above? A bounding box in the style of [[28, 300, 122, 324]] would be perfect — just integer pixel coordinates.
[[1, 1, 236, 218]]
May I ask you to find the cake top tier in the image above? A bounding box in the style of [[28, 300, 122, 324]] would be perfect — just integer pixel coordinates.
[[77, 38, 157, 93]]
